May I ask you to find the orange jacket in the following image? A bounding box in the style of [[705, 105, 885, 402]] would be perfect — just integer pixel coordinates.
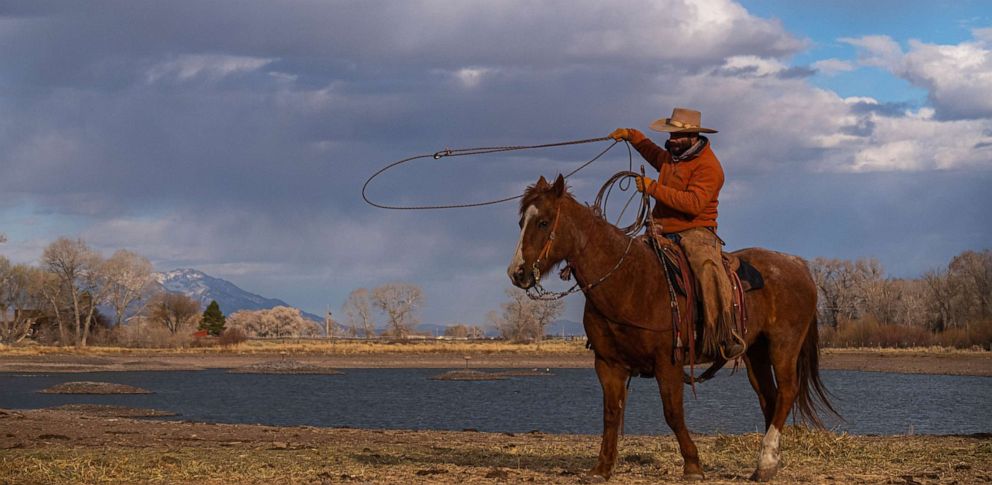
[[633, 137, 724, 234]]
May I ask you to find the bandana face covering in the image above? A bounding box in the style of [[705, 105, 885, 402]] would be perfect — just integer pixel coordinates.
[[665, 136, 708, 161], [665, 138, 693, 157]]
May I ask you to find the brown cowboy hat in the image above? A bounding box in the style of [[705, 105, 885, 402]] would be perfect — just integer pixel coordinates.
[[649, 107, 718, 134]]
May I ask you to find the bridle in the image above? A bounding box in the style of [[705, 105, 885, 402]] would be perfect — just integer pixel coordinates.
[[525, 193, 641, 301], [530, 204, 562, 283], [518, 171, 701, 377]]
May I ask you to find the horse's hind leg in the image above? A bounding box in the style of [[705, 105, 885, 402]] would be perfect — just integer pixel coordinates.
[[750, 332, 806, 482], [656, 361, 704, 480], [589, 358, 629, 480], [744, 336, 777, 429]]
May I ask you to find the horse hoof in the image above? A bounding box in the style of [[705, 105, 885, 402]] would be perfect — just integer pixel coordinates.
[[683, 472, 705, 481], [750, 467, 777, 482], [580, 471, 609, 483]]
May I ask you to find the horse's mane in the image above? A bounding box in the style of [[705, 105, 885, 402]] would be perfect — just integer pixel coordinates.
[[519, 182, 575, 215]]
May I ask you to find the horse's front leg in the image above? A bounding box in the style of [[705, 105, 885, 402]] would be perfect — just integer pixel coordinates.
[[589, 357, 629, 480], [656, 360, 704, 480]]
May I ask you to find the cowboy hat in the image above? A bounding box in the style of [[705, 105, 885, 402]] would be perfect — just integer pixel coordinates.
[[649, 107, 718, 134]]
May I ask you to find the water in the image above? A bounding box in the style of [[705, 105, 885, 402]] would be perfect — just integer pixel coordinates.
[[1, 369, 989, 435]]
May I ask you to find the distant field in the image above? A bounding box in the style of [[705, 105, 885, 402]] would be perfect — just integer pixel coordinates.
[[0, 338, 590, 356], [1, 339, 988, 356], [1, 341, 989, 375]]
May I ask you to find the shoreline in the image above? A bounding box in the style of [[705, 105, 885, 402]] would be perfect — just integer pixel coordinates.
[[0, 347, 990, 376]]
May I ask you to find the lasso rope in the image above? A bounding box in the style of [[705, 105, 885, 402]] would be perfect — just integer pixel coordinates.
[[362, 136, 623, 210], [363, 135, 654, 301]]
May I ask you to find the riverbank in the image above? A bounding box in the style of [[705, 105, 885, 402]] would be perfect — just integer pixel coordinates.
[[0, 407, 988, 484], [1, 342, 990, 376]]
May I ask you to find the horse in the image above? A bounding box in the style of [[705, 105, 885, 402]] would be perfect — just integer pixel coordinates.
[[506, 174, 835, 481]]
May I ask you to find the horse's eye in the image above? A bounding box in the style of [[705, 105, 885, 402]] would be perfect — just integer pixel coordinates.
[[538, 220, 549, 228]]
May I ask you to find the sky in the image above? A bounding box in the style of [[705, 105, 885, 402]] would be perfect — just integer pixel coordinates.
[[1, 0, 990, 326]]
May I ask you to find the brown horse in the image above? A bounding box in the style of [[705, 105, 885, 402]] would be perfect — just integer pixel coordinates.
[[507, 175, 835, 481]]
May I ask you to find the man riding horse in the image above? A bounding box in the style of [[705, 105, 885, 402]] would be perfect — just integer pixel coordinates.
[[610, 108, 745, 360]]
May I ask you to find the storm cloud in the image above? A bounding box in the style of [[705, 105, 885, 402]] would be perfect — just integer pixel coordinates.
[[1, 1, 989, 324]]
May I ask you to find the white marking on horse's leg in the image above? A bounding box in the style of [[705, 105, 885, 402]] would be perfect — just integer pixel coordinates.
[[757, 424, 781, 471], [507, 205, 538, 278]]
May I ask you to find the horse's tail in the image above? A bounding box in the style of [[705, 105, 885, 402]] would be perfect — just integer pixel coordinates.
[[794, 316, 840, 428]]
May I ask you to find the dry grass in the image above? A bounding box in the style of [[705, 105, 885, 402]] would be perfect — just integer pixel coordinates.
[[821, 346, 989, 355], [820, 317, 992, 350], [0, 338, 590, 357], [0, 426, 988, 484], [7, 339, 990, 359]]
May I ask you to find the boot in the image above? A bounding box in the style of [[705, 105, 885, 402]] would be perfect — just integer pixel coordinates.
[[720, 330, 747, 360]]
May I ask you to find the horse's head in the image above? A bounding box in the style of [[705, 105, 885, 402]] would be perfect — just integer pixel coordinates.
[[507, 174, 572, 289]]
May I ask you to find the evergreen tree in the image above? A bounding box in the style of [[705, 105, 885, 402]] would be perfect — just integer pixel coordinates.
[[200, 300, 226, 336]]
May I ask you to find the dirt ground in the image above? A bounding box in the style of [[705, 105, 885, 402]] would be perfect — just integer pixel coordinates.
[[0, 347, 990, 376], [0, 407, 989, 484], [817, 348, 992, 376]]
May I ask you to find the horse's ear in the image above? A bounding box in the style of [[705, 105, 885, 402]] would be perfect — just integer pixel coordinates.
[[552, 174, 566, 196], [536, 176, 549, 189]]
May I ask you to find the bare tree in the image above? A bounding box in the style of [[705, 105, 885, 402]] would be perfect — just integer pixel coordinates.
[[103, 249, 155, 327], [0, 233, 6, 243], [444, 324, 485, 339], [490, 287, 564, 342], [41, 237, 107, 347], [444, 324, 469, 338], [809, 257, 883, 326], [467, 325, 485, 339], [855, 259, 902, 325], [343, 288, 376, 338], [148, 292, 201, 334], [31, 269, 69, 344], [226, 306, 319, 338], [948, 250, 992, 321], [0, 258, 44, 344], [888, 279, 930, 328], [371, 283, 423, 338], [810, 258, 848, 327]]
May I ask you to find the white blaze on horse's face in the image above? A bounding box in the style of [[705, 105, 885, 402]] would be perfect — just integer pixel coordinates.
[[508, 205, 539, 284]]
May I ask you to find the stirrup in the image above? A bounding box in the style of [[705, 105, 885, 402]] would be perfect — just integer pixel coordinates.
[[719, 330, 747, 360]]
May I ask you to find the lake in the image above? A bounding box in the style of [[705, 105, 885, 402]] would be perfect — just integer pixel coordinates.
[[1, 369, 989, 435]]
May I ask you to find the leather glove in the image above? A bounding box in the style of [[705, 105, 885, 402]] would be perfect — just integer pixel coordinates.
[[609, 128, 646, 143], [609, 128, 630, 141], [636, 176, 655, 194]]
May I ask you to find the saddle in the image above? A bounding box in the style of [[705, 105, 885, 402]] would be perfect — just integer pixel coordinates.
[[641, 232, 763, 365]]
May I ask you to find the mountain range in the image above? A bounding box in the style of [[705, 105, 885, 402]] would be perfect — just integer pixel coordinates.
[[153, 268, 324, 323]]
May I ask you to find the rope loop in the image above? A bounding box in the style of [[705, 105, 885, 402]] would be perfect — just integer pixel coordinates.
[[363, 136, 617, 210], [363, 135, 651, 302]]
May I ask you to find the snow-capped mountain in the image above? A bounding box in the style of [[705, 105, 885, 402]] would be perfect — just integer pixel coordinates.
[[153, 268, 323, 322]]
